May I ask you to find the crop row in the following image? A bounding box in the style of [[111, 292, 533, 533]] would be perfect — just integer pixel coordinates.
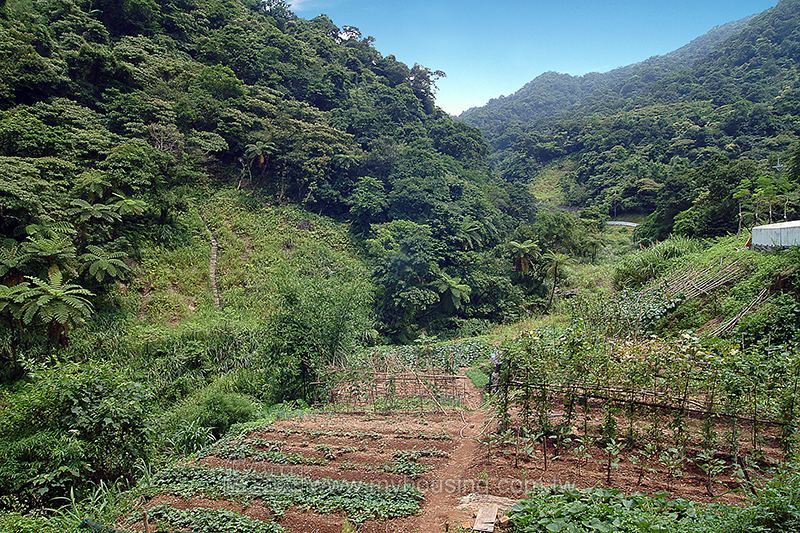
[[148, 464, 423, 523], [198, 437, 328, 465], [237, 424, 452, 442], [144, 505, 285, 533]]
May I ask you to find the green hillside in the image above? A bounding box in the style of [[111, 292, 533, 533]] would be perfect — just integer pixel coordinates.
[[462, 0, 800, 241], [0, 0, 572, 516], [0, 0, 799, 530], [459, 14, 754, 130]]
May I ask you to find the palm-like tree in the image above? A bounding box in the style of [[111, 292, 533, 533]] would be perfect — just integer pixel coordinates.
[[542, 251, 570, 308], [0, 239, 32, 284], [332, 152, 359, 171], [67, 199, 122, 224], [458, 218, 484, 251], [16, 270, 94, 350], [111, 193, 147, 216], [239, 140, 278, 188], [583, 232, 605, 263], [508, 239, 540, 274], [24, 235, 77, 275], [432, 272, 471, 313], [79, 244, 130, 282], [245, 140, 278, 168], [0, 282, 28, 319], [75, 169, 112, 202]]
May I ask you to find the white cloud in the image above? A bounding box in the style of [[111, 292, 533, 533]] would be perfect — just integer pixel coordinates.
[[288, 0, 332, 13]]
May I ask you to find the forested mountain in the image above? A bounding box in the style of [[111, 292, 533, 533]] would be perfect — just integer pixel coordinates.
[[459, 15, 754, 131], [0, 0, 550, 351], [461, 0, 800, 240]]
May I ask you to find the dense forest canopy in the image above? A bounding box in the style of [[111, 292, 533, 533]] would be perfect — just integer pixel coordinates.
[[460, 0, 800, 241], [0, 0, 575, 356]]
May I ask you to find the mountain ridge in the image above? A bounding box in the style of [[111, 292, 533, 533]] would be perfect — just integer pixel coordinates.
[[458, 13, 757, 132]]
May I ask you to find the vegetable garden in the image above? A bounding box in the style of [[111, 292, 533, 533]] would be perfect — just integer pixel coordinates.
[[490, 326, 799, 501], [123, 414, 461, 532]]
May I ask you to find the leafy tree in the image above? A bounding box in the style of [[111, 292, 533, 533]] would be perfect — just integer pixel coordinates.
[[457, 217, 485, 251], [348, 176, 387, 234]]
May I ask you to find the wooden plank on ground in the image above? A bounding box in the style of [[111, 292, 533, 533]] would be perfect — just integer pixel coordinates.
[[473, 506, 498, 532]]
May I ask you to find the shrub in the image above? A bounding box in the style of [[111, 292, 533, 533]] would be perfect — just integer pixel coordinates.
[[736, 293, 800, 347], [0, 362, 152, 506], [179, 389, 257, 439]]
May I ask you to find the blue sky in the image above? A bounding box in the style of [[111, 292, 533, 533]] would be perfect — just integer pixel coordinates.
[[289, 0, 778, 115]]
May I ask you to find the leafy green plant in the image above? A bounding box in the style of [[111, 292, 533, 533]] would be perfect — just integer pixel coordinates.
[[507, 485, 698, 533], [696, 450, 727, 496], [380, 448, 447, 479], [78, 244, 130, 283], [660, 447, 685, 491], [201, 437, 327, 465], [169, 418, 216, 456], [601, 438, 624, 485], [148, 464, 423, 523], [147, 505, 285, 533]]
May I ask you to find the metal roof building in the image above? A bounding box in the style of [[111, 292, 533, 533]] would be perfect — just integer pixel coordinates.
[[749, 220, 800, 250]]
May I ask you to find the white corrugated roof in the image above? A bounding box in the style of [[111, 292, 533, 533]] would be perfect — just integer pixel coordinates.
[[752, 220, 800, 230]]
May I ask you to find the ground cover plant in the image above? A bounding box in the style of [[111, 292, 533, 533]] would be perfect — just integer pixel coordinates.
[[145, 505, 286, 533], [198, 436, 328, 465], [144, 463, 423, 524], [506, 460, 800, 533], [507, 485, 699, 533]]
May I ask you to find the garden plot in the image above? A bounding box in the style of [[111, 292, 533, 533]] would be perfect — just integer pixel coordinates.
[[126, 412, 474, 533]]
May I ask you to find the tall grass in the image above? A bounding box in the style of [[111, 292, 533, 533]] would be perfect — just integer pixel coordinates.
[[613, 235, 705, 289]]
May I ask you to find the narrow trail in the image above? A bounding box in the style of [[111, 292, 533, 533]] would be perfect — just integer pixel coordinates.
[[207, 224, 221, 310], [415, 372, 490, 532]]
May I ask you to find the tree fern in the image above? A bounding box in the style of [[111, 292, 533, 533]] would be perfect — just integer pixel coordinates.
[[0, 239, 32, 280], [66, 199, 121, 224], [79, 245, 129, 282], [16, 271, 94, 349]]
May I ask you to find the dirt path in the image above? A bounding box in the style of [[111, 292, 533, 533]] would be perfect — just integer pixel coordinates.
[[415, 411, 485, 531], [207, 224, 221, 309], [414, 371, 491, 532]]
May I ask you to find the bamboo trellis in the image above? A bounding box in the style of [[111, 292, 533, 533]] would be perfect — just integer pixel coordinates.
[[316, 371, 469, 412]]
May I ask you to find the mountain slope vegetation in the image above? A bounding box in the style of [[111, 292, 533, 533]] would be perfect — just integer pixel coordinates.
[[461, 0, 800, 240], [0, 0, 594, 514], [0, 0, 799, 529], [459, 14, 755, 130]]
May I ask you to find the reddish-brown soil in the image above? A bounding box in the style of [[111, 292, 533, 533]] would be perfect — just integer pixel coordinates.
[[123, 372, 781, 533]]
